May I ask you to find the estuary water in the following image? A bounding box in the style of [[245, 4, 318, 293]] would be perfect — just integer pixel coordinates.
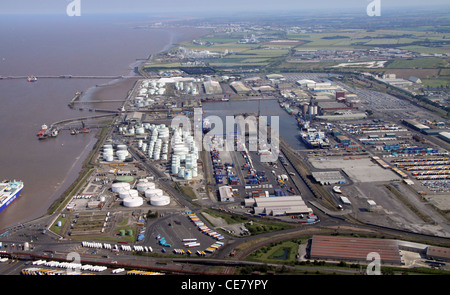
[[201, 99, 305, 149], [0, 13, 206, 229]]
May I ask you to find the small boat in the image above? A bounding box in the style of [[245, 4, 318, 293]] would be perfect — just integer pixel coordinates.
[[50, 129, 59, 137], [27, 76, 37, 82], [37, 124, 48, 140]]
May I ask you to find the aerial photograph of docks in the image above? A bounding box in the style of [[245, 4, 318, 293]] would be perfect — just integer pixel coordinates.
[[1, 0, 450, 283]]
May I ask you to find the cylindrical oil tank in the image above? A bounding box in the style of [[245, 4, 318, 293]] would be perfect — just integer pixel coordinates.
[[123, 196, 143, 208], [150, 195, 170, 206], [178, 167, 185, 178], [104, 154, 114, 162], [171, 164, 179, 174], [111, 182, 130, 193], [118, 189, 138, 199], [136, 181, 156, 192], [184, 169, 192, 180], [144, 188, 163, 198]]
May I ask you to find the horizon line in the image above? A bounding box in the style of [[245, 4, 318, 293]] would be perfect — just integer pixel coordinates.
[[0, 4, 449, 17]]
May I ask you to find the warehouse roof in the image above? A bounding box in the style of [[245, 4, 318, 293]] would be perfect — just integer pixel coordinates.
[[247, 196, 313, 216], [218, 186, 234, 202], [311, 171, 345, 184], [310, 235, 402, 265], [230, 81, 251, 94], [426, 246, 450, 262]]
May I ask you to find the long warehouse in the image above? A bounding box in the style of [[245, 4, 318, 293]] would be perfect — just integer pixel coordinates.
[[245, 196, 313, 216], [309, 235, 403, 265]]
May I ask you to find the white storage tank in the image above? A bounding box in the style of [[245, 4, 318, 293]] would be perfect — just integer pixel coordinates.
[[118, 189, 139, 199], [116, 150, 127, 161], [144, 188, 163, 198], [136, 181, 156, 192], [178, 167, 185, 178], [136, 127, 145, 135], [171, 164, 179, 174], [111, 182, 131, 193], [184, 169, 193, 180], [104, 154, 114, 162], [123, 196, 143, 208], [150, 195, 170, 206]]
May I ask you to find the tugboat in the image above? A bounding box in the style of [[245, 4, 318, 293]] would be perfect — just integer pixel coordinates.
[[37, 124, 49, 140], [50, 128, 59, 138], [37, 124, 59, 140]]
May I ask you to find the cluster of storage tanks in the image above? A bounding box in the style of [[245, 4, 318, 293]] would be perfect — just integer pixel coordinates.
[[174, 81, 198, 95], [171, 127, 200, 180], [102, 144, 130, 162], [146, 124, 170, 161], [111, 179, 170, 208], [134, 79, 167, 108]]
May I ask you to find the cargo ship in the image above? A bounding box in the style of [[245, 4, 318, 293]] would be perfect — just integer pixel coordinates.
[[0, 180, 23, 213], [300, 128, 330, 149]]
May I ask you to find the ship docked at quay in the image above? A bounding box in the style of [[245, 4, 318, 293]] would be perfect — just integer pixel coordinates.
[[0, 180, 24, 213], [299, 120, 330, 149], [36, 124, 58, 140]]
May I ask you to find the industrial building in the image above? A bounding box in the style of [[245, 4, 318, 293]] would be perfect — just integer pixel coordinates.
[[309, 235, 403, 265], [438, 131, 450, 143], [230, 81, 251, 95], [402, 119, 430, 132], [315, 112, 367, 121], [305, 82, 339, 92], [311, 171, 346, 185], [218, 185, 234, 202], [317, 101, 358, 112], [244, 195, 313, 216], [426, 246, 450, 262], [125, 112, 144, 124], [203, 79, 222, 95]]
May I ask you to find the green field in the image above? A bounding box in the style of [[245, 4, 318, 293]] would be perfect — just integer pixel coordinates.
[[422, 78, 450, 88], [399, 45, 450, 54], [141, 25, 449, 77], [387, 57, 449, 69], [247, 238, 303, 264]]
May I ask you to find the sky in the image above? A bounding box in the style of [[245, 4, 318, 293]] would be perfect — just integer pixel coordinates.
[[0, 0, 449, 15]]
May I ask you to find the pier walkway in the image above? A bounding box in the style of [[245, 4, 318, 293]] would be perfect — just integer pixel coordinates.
[[0, 75, 126, 80]]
